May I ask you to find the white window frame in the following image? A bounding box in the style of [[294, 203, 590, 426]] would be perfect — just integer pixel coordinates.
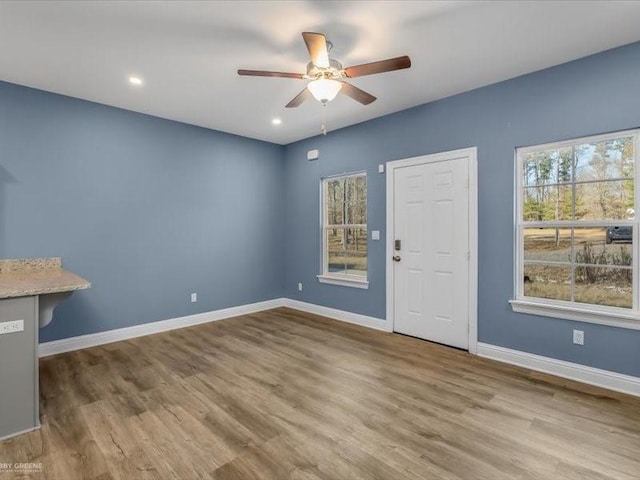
[[317, 171, 369, 289], [510, 129, 640, 330]]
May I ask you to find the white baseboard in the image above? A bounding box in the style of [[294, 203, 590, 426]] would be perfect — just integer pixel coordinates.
[[39, 298, 286, 357], [283, 298, 390, 332], [477, 342, 640, 398]]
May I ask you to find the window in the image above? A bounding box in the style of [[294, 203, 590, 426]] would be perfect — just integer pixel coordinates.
[[318, 172, 368, 288], [512, 130, 640, 328]]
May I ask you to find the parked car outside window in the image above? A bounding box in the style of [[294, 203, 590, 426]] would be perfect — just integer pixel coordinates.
[[606, 226, 632, 244]]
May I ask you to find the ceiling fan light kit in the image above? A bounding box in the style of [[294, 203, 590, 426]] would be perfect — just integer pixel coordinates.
[[307, 78, 342, 103]]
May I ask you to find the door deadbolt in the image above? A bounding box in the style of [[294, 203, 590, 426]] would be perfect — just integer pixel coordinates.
[[392, 255, 401, 262]]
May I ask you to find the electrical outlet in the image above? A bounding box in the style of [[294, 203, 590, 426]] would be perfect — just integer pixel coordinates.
[[191, 293, 197, 303], [298, 282, 303, 292], [573, 329, 584, 346], [0, 319, 24, 335]]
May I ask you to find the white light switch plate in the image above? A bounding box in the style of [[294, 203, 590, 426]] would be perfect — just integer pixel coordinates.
[[0, 319, 24, 335], [573, 329, 584, 345], [371, 230, 380, 240]]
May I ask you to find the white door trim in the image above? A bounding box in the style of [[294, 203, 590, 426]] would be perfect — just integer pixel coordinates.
[[386, 147, 478, 354]]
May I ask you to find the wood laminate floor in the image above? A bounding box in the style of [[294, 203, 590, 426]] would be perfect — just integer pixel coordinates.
[[1, 307, 639, 479]]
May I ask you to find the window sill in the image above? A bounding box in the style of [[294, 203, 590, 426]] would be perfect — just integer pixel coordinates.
[[509, 299, 640, 331], [317, 275, 369, 289]]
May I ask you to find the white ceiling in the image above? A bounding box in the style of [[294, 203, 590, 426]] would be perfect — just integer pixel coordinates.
[[1, 1, 640, 145]]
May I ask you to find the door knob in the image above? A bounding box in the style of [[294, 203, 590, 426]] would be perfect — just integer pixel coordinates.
[[392, 255, 401, 262]]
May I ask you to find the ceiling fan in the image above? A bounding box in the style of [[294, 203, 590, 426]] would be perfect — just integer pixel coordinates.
[[238, 32, 411, 108]]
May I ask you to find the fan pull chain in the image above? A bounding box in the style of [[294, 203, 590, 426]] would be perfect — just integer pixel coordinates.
[[320, 102, 327, 136]]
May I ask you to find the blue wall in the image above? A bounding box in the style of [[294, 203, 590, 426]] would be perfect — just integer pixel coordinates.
[[0, 81, 285, 343], [283, 41, 640, 377]]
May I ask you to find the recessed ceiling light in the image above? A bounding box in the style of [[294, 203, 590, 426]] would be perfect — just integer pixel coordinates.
[[272, 118, 282, 125], [128, 76, 143, 86]]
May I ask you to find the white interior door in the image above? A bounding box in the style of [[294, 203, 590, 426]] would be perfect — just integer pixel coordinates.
[[392, 154, 470, 349]]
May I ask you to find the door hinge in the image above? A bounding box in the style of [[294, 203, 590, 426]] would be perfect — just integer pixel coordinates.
[[467, 251, 470, 261]]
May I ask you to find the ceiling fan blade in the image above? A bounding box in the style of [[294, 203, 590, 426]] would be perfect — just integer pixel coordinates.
[[340, 82, 376, 105], [344, 55, 411, 78], [302, 32, 330, 68], [286, 88, 312, 108], [238, 69, 305, 79]]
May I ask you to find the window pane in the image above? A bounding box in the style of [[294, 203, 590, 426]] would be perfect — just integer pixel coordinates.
[[354, 175, 367, 201], [328, 250, 346, 274], [523, 147, 573, 187], [524, 228, 571, 262], [327, 227, 345, 249], [346, 201, 366, 225], [346, 228, 367, 253], [573, 227, 633, 266], [327, 178, 345, 206], [574, 266, 632, 308], [523, 264, 571, 301], [344, 252, 367, 277], [574, 138, 634, 183], [523, 185, 572, 221], [344, 175, 367, 202], [327, 201, 344, 225], [327, 226, 347, 274], [575, 180, 634, 220], [345, 176, 355, 201]]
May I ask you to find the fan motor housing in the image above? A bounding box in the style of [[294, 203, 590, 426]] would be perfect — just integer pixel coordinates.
[[306, 59, 344, 80]]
